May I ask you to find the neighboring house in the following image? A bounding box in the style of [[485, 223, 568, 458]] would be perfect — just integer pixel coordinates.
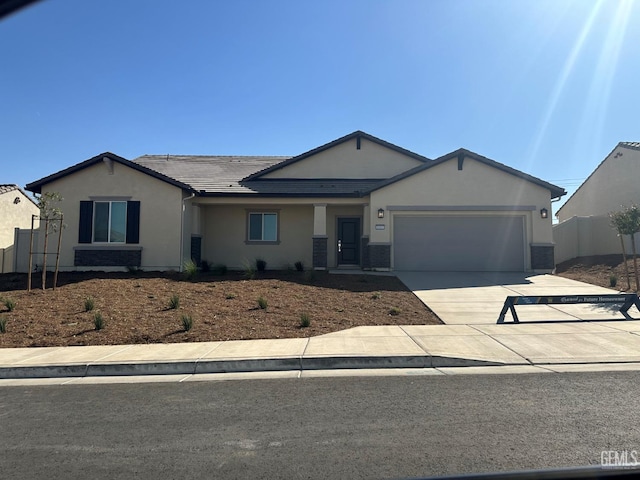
[[25, 131, 565, 273], [0, 185, 40, 273], [554, 142, 640, 264]]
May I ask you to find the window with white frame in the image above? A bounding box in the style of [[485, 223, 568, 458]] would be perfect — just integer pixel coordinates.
[[248, 212, 278, 242], [94, 201, 127, 243]]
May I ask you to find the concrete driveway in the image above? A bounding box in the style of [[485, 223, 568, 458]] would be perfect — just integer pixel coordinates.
[[396, 272, 639, 325]]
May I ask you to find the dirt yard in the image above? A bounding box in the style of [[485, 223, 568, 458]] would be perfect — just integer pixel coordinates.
[[0, 270, 441, 347], [555, 254, 639, 291]]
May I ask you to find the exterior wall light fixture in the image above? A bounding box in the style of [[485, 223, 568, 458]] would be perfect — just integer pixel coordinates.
[[540, 208, 548, 219], [377, 208, 384, 219]]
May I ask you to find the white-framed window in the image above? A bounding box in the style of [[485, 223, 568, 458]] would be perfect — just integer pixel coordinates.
[[248, 212, 278, 242], [94, 201, 127, 243]]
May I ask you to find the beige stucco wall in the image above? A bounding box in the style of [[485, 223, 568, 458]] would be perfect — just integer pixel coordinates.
[[0, 189, 39, 248], [553, 215, 630, 264], [557, 145, 640, 222], [369, 156, 554, 270], [39, 160, 185, 271], [201, 204, 314, 270], [261, 137, 424, 179]]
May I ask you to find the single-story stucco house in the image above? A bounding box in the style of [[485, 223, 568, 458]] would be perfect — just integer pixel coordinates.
[[25, 131, 565, 273], [554, 142, 640, 264]]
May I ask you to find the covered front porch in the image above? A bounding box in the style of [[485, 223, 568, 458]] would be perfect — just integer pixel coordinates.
[[186, 198, 378, 271]]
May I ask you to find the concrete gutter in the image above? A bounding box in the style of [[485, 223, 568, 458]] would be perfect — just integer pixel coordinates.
[[4, 322, 640, 380]]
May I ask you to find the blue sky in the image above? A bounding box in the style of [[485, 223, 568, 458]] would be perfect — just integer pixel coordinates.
[[1, 0, 639, 216]]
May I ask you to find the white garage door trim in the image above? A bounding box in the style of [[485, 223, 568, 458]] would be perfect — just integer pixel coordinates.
[[392, 214, 526, 272]]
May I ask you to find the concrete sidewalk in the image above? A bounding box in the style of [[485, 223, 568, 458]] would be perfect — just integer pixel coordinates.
[[3, 321, 640, 382]]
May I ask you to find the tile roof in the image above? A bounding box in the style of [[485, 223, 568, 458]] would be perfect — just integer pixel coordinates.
[[0, 184, 19, 195], [134, 155, 290, 194], [620, 142, 640, 150], [134, 155, 385, 196]]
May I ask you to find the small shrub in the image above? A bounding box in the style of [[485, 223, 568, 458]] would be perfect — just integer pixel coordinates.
[[299, 313, 311, 328], [389, 307, 401, 316], [0, 317, 6, 334], [84, 297, 94, 312], [243, 261, 256, 279], [181, 313, 193, 332], [183, 259, 198, 280], [225, 293, 236, 300], [4, 298, 16, 312], [256, 258, 267, 272], [294, 261, 304, 272], [200, 260, 210, 272], [371, 292, 381, 300], [169, 294, 180, 309], [212, 263, 228, 275], [257, 296, 268, 310], [94, 312, 104, 331], [610, 275, 618, 288]]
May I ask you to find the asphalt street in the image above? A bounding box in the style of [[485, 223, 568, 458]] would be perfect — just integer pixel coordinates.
[[1, 372, 640, 479]]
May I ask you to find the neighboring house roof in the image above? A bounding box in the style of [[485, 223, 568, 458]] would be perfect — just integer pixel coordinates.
[[244, 130, 430, 180], [620, 142, 640, 150], [366, 148, 566, 198], [556, 141, 639, 216], [0, 184, 20, 195], [0, 184, 39, 206], [26, 152, 195, 194]]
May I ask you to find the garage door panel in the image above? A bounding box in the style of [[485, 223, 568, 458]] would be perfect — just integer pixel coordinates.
[[393, 216, 525, 271]]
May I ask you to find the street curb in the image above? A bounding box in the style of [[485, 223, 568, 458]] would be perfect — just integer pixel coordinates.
[[0, 355, 509, 379]]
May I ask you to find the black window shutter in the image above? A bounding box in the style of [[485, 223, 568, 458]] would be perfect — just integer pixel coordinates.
[[126, 201, 141, 244], [78, 201, 93, 243]]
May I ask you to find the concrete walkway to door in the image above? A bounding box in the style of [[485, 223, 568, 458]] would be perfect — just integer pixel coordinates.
[[395, 272, 640, 325]]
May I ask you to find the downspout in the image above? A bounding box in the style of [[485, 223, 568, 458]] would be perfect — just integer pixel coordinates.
[[179, 191, 196, 272]]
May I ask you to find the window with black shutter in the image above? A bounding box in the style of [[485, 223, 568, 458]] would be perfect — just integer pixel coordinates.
[[78, 200, 140, 244]]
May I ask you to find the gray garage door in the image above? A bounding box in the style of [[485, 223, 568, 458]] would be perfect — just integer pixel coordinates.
[[393, 215, 525, 271]]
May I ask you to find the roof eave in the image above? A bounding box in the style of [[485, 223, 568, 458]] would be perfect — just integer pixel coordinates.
[[365, 148, 566, 198], [195, 191, 368, 198], [26, 152, 196, 194]]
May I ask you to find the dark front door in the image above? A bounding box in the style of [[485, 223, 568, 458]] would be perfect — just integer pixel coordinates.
[[337, 218, 360, 265]]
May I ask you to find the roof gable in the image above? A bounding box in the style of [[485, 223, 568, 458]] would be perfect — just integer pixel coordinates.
[[367, 148, 566, 198], [245, 131, 429, 180], [26, 152, 194, 194], [556, 141, 639, 216]]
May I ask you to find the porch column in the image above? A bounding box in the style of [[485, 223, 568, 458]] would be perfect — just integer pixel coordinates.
[[190, 204, 202, 265], [312, 204, 328, 270], [361, 204, 370, 269]]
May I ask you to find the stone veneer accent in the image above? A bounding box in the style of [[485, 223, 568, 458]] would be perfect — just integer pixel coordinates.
[[369, 244, 391, 269], [74, 248, 142, 267], [361, 236, 370, 269], [312, 236, 328, 269], [530, 244, 554, 270]]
